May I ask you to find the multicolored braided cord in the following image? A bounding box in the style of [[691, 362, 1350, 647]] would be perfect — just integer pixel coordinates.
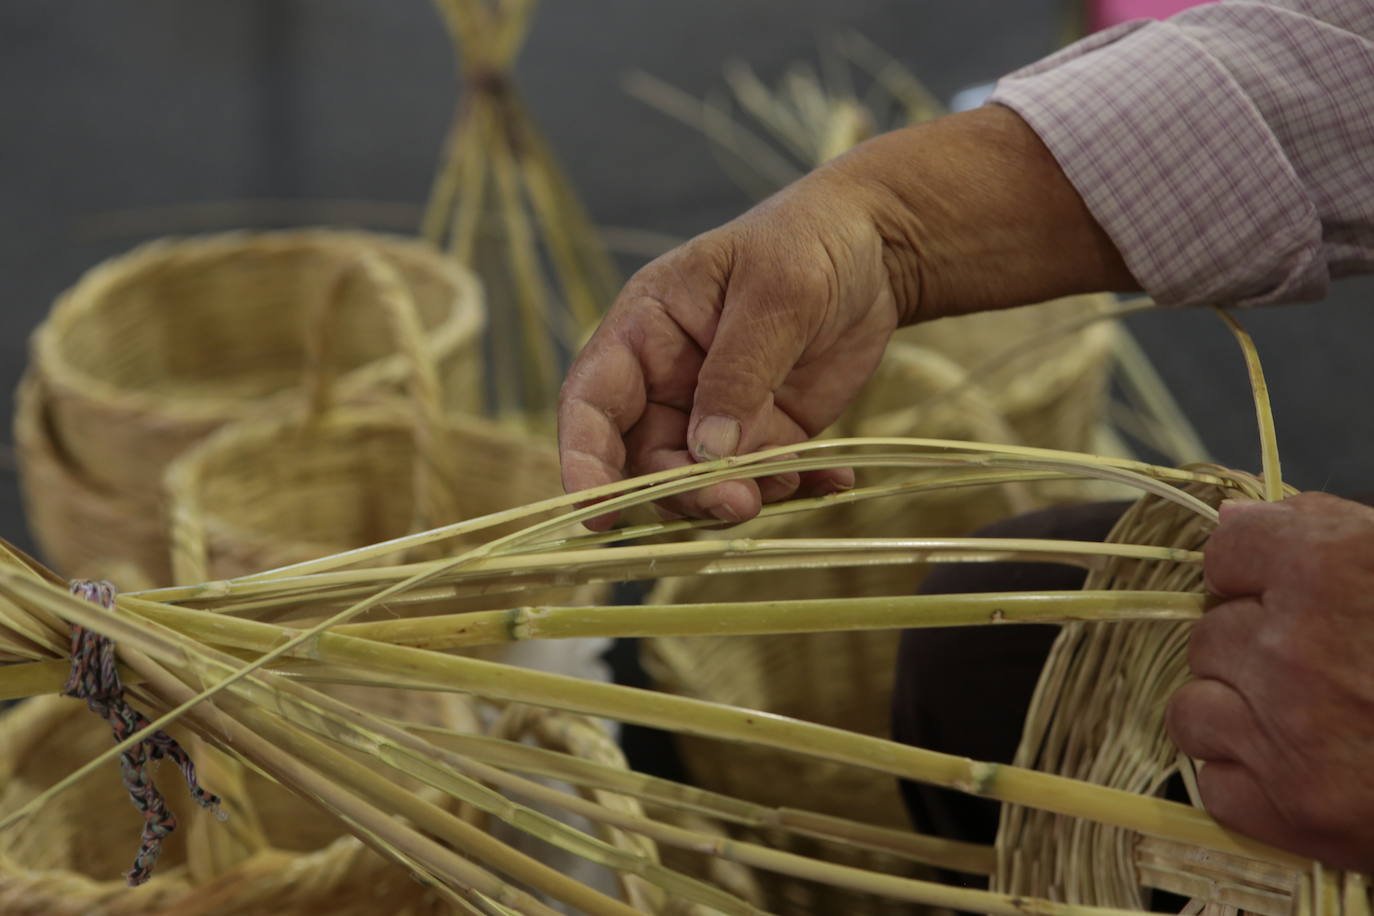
[[61, 579, 222, 886]]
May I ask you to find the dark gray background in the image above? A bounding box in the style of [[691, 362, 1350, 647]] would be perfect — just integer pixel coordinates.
[[4, 1, 1371, 558]]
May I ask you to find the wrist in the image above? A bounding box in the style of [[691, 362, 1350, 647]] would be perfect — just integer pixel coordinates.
[[822, 105, 1139, 323]]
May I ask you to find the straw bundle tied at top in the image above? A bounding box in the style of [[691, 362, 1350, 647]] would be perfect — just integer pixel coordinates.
[[424, 0, 620, 432], [1, 303, 1366, 916]]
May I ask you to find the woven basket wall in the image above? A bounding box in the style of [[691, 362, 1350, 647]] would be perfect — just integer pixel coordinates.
[[165, 404, 592, 604], [641, 293, 1117, 914], [17, 230, 484, 587], [14, 374, 174, 586], [993, 467, 1306, 911]]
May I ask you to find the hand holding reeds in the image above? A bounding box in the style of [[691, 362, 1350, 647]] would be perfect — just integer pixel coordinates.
[[559, 105, 1138, 529], [1168, 492, 1374, 873]]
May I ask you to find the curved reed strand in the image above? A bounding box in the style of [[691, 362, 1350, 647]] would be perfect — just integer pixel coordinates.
[[1215, 308, 1283, 501]]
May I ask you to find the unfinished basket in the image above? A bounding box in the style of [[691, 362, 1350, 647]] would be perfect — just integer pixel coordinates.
[[994, 467, 1301, 911], [30, 229, 484, 505], [13, 373, 173, 586]]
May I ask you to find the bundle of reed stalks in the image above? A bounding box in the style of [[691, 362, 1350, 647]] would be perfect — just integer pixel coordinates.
[[0, 311, 1360, 915], [423, 0, 621, 433], [625, 31, 942, 195]]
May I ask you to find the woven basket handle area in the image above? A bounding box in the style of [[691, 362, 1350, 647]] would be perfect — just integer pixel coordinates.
[[303, 250, 462, 531], [303, 251, 444, 426]]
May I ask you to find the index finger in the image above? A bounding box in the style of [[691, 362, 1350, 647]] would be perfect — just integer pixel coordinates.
[[558, 336, 648, 529]]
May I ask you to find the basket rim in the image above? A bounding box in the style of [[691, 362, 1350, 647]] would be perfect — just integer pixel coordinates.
[[163, 403, 558, 581], [30, 229, 484, 423]]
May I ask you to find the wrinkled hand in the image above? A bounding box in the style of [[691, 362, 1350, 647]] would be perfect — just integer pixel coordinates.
[[557, 168, 907, 529], [557, 106, 1136, 528], [1168, 492, 1374, 871]]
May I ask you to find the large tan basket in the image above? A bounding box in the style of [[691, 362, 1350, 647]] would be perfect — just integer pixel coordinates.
[[641, 294, 1117, 914], [29, 229, 484, 505]]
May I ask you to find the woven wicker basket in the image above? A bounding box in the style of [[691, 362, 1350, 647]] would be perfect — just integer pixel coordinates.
[[890, 292, 1116, 451], [641, 294, 1116, 914], [166, 404, 580, 586], [995, 467, 1300, 910], [0, 690, 662, 915], [29, 229, 484, 505], [163, 252, 592, 615], [13, 373, 174, 586]]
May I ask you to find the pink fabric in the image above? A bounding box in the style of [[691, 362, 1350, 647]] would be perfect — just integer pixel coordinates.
[[991, 0, 1374, 307], [1090, 0, 1215, 30]]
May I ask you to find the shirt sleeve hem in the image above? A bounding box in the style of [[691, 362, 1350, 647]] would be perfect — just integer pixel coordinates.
[[990, 20, 1327, 307]]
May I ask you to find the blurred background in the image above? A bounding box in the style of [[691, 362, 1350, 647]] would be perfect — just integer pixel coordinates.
[[3, 0, 1372, 558]]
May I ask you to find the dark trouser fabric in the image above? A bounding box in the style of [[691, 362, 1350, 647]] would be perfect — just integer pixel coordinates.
[[890, 501, 1131, 880]]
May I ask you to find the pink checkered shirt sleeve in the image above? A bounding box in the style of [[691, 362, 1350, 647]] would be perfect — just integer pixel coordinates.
[[990, 1, 1374, 307]]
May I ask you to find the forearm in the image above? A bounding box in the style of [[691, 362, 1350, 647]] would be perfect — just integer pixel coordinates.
[[819, 105, 1139, 324]]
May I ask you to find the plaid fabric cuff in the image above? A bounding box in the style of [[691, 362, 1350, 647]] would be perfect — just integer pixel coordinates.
[[990, 19, 1327, 307]]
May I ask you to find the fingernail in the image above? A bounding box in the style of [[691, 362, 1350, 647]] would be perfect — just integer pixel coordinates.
[[1219, 497, 1263, 516], [707, 501, 740, 523], [693, 415, 740, 461], [654, 505, 685, 522]]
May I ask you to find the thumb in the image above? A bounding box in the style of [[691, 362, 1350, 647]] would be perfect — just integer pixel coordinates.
[[687, 271, 810, 461]]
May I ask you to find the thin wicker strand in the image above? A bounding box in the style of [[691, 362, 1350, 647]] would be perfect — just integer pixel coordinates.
[[1215, 308, 1283, 502]]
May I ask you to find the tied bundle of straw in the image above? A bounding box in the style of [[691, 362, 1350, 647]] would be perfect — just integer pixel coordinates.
[[423, 0, 620, 432], [18, 230, 484, 587]]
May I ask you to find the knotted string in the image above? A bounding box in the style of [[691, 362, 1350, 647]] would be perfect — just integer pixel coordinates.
[[61, 579, 222, 886]]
